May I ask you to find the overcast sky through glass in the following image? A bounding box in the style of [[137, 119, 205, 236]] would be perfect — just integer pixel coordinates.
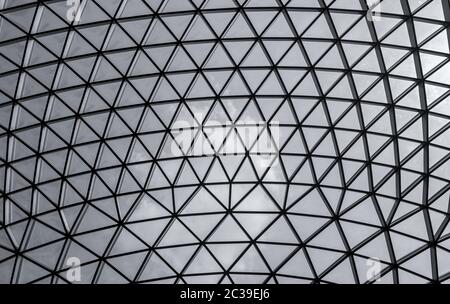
[[0, 0, 450, 284]]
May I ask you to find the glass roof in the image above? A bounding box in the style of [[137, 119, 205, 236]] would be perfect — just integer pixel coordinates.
[[0, 0, 450, 284]]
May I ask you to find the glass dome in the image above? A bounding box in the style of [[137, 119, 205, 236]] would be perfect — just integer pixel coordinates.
[[1, 0, 450, 284]]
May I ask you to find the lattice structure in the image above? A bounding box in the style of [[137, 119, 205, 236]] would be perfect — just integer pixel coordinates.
[[0, 0, 450, 284]]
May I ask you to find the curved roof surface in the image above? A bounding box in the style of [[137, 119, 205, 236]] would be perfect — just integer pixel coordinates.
[[0, 0, 450, 284]]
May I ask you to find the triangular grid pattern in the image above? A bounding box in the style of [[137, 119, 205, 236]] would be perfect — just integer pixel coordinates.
[[0, 0, 450, 284]]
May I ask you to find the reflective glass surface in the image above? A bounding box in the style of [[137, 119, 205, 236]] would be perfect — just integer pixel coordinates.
[[1, 0, 450, 284]]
